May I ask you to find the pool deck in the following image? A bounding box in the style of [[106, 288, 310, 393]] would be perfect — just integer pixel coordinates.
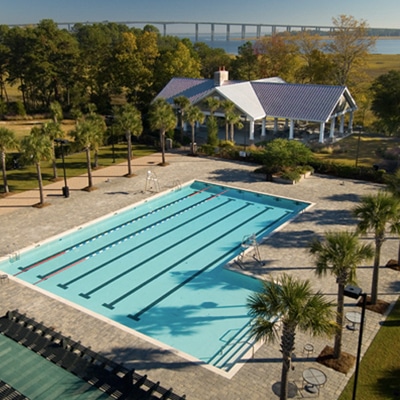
[[0, 151, 399, 399]]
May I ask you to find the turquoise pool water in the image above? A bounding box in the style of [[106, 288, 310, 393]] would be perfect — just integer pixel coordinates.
[[0, 181, 310, 372]]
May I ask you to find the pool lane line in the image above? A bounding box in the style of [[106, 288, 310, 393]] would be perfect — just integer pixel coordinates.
[[126, 211, 293, 321], [15, 188, 206, 276], [33, 259, 86, 285], [13, 251, 66, 276], [59, 198, 234, 290], [103, 206, 270, 311], [206, 189, 229, 200], [82, 201, 251, 300], [36, 193, 221, 283]]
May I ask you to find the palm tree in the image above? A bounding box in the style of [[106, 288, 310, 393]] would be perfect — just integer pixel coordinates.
[[148, 98, 177, 165], [70, 112, 106, 190], [385, 169, 400, 263], [173, 96, 190, 141], [40, 121, 63, 180], [309, 231, 373, 359], [248, 274, 335, 400], [184, 105, 205, 155], [0, 127, 18, 194], [203, 96, 221, 118], [113, 103, 143, 177], [222, 100, 235, 141], [49, 101, 63, 124], [353, 191, 400, 304], [20, 130, 52, 206]]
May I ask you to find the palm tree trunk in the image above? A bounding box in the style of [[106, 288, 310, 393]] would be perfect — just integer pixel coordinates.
[[371, 241, 383, 304], [225, 123, 229, 141], [85, 147, 93, 189], [1, 151, 9, 193], [160, 130, 166, 165], [52, 158, 58, 180], [191, 124, 196, 155], [280, 323, 296, 400], [333, 283, 345, 358], [36, 162, 45, 205], [126, 131, 132, 176]]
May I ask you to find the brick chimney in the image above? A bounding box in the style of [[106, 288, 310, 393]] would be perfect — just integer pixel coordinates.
[[214, 67, 229, 86]]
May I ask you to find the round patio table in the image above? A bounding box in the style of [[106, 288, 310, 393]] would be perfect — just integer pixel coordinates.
[[303, 368, 327, 394], [345, 311, 362, 330]]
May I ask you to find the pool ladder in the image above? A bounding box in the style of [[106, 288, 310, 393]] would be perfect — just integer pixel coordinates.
[[145, 170, 160, 192], [172, 179, 182, 190]]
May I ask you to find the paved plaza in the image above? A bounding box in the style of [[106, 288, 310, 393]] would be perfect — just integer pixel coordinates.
[[0, 151, 399, 399]]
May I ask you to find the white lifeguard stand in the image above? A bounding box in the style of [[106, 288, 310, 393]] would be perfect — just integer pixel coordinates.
[[145, 170, 160, 192], [236, 233, 264, 269]]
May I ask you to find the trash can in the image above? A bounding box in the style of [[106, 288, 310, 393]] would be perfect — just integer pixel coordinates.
[[62, 186, 70, 198], [190, 142, 197, 154], [166, 138, 172, 149]]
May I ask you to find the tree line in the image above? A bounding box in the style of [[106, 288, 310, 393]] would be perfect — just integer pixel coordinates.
[[0, 15, 376, 116]]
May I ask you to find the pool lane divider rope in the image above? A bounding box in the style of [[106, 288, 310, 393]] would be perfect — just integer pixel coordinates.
[[83, 201, 250, 301], [105, 206, 270, 314], [31, 192, 220, 284], [14, 188, 212, 277], [58, 198, 233, 290], [127, 210, 293, 321]]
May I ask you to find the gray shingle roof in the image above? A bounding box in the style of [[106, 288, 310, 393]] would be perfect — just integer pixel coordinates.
[[156, 76, 357, 123]]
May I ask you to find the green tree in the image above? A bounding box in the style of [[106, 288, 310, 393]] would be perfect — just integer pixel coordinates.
[[325, 15, 376, 87], [148, 98, 177, 165], [113, 103, 143, 177], [353, 191, 400, 304], [253, 34, 299, 81], [370, 70, 400, 136], [173, 95, 191, 141], [49, 101, 63, 124], [247, 274, 335, 400], [231, 41, 259, 81], [20, 130, 52, 206], [0, 127, 18, 194], [222, 100, 235, 141], [309, 231, 373, 359], [70, 112, 106, 190], [39, 121, 63, 180], [193, 42, 231, 78], [262, 139, 314, 181], [184, 105, 205, 155]]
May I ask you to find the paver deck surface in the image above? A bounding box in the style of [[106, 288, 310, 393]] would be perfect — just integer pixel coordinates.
[[0, 151, 398, 399]]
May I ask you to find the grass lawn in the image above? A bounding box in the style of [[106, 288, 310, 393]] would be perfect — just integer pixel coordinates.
[[4, 143, 156, 192], [338, 298, 400, 400]]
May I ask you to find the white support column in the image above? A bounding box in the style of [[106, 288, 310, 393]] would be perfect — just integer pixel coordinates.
[[289, 119, 294, 139], [274, 118, 279, 133], [261, 119, 266, 137], [340, 115, 345, 135], [348, 112, 354, 133], [319, 122, 325, 143], [249, 119, 255, 142], [329, 118, 336, 139]]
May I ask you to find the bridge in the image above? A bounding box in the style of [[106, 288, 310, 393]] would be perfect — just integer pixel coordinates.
[[8, 20, 400, 41]]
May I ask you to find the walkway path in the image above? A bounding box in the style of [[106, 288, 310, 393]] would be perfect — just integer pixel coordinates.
[[0, 151, 398, 399]]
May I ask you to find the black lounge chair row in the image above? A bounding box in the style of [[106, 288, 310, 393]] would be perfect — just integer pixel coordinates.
[[0, 310, 186, 400], [0, 380, 29, 400]]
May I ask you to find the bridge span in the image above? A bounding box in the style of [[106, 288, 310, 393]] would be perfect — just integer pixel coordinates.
[[8, 20, 398, 41]]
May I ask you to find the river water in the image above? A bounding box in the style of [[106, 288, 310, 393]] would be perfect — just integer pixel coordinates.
[[182, 35, 400, 55]]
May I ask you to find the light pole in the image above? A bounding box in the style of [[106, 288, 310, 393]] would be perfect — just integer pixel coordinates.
[[54, 139, 69, 198], [344, 285, 367, 400], [354, 125, 363, 168]]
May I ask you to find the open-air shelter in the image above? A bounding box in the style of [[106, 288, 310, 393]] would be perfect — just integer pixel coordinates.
[[156, 69, 358, 143]]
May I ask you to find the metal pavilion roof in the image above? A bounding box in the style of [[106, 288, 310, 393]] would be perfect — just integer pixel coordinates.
[[156, 75, 357, 123]]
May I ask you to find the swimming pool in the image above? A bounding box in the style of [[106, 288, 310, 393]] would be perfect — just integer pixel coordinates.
[[0, 180, 311, 373]]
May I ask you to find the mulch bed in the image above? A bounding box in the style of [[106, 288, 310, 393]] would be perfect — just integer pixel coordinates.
[[317, 345, 355, 374], [358, 296, 391, 314], [386, 259, 400, 271]]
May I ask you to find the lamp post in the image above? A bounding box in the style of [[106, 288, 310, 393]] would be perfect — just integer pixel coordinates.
[[344, 285, 367, 400], [354, 125, 363, 168], [54, 139, 69, 198]]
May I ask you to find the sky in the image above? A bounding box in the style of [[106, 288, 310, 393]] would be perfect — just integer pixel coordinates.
[[0, 0, 399, 30]]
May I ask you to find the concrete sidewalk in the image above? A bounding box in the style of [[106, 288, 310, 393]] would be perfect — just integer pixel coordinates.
[[0, 151, 399, 399]]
